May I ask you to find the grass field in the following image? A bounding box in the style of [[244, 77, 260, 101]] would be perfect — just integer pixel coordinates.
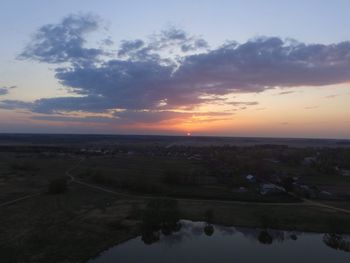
[[2, 151, 350, 262]]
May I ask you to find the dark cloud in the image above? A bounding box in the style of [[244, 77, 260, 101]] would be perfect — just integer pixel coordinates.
[[102, 38, 114, 46], [18, 14, 103, 64], [0, 99, 33, 110], [12, 14, 350, 125], [154, 27, 209, 53], [117, 27, 208, 63], [53, 60, 176, 111], [176, 37, 350, 94], [118, 39, 145, 57], [32, 115, 117, 124], [0, 86, 16, 96], [0, 88, 9, 96]]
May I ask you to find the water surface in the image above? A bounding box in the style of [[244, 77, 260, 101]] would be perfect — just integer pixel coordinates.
[[88, 220, 350, 263]]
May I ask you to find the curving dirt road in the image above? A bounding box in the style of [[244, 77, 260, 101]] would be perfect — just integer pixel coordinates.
[[0, 193, 41, 208]]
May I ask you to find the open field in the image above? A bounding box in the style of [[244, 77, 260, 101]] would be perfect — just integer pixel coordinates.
[[0, 134, 349, 148], [1, 134, 350, 262]]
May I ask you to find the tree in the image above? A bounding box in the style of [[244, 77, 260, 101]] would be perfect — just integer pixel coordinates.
[[141, 198, 181, 240]]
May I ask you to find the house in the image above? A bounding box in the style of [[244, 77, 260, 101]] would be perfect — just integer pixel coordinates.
[[263, 158, 280, 164], [341, 169, 350, 177], [319, 191, 332, 199], [259, 183, 285, 195], [233, 186, 247, 193], [292, 176, 300, 182], [303, 156, 317, 166], [246, 174, 256, 183]]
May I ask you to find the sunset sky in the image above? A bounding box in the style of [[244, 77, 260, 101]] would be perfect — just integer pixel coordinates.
[[0, 0, 350, 138]]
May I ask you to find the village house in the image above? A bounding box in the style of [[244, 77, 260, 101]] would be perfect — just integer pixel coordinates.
[[259, 183, 285, 195]]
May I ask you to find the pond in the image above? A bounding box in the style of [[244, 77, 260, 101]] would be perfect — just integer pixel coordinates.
[[87, 220, 350, 263]]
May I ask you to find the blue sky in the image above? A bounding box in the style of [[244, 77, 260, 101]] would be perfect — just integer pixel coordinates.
[[0, 1, 349, 138], [2, 0, 350, 56]]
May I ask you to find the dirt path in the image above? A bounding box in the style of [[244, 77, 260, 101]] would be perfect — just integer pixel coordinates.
[[302, 199, 350, 214], [0, 193, 41, 208], [0, 159, 84, 208]]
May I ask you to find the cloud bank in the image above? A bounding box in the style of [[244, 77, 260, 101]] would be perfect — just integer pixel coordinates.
[[3, 14, 350, 126]]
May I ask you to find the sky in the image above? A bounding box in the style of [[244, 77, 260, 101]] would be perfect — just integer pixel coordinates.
[[0, 0, 350, 138]]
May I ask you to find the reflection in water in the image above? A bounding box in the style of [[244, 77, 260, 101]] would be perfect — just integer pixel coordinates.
[[141, 230, 160, 245], [323, 234, 350, 252], [140, 198, 182, 245], [258, 230, 273, 244], [88, 220, 350, 263], [204, 224, 214, 236]]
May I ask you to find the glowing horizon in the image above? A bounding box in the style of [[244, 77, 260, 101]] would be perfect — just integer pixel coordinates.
[[0, 1, 350, 139]]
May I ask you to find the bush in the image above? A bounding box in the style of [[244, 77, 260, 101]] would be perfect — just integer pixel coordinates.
[[48, 177, 68, 194]]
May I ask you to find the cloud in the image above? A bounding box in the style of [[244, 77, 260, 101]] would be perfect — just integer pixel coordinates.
[[117, 27, 208, 63], [159, 27, 208, 52], [31, 115, 117, 124], [176, 37, 350, 94], [277, 91, 296, 95], [18, 14, 103, 64], [0, 86, 16, 96], [0, 99, 33, 110], [325, 94, 339, 99], [304, 106, 319, 109], [0, 89, 8, 96], [227, 101, 259, 106], [118, 39, 145, 57], [31, 110, 232, 125], [12, 14, 350, 126], [324, 92, 350, 99]]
